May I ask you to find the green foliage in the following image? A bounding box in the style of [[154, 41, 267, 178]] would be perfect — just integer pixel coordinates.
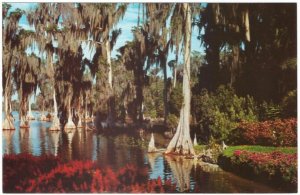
[[3, 3, 12, 18], [255, 90, 296, 120], [223, 145, 297, 158], [31, 103, 39, 110], [3, 3, 12, 11], [192, 89, 215, 138], [11, 100, 19, 111], [212, 108, 237, 141], [45, 24, 58, 33], [144, 75, 164, 118], [194, 85, 258, 142], [281, 90, 297, 118], [258, 101, 282, 121], [169, 83, 183, 117], [18, 29, 35, 38], [166, 114, 178, 130], [280, 58, 297, 71], [193, 145, 207, 153], [9, 8, 24, 18], [197, 4, 296, 103]]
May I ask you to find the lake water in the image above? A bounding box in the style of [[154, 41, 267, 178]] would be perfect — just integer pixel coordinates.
[[2, 111, 283, 192]]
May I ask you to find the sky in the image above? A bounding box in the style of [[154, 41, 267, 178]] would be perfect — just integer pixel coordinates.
[[8, 3, 204, 102]]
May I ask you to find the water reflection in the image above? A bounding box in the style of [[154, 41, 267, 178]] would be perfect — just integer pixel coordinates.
[[20, 127, 29, 153], [49, 131, 61, 156], [2, 111, 282, 193], [165, 155, 193, 192], [3, 130, 14, 154], [29, 122, 41, 156], [147, 153, 169, 181], [64, 129, 76, 161]]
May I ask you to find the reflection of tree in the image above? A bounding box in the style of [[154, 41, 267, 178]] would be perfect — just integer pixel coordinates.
[[20, 128, 29, 153], [165, 155, 193, 192], [147, 152, 160, 171], [64, 129, 75, 160], [49, 131, 61, 156], [77, 128, 85, 157], [29, 125, 42, 156], [85, 130, 94, 160], [3, 130, 14, 154]]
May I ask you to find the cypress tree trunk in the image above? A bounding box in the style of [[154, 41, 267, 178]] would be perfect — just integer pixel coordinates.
[[27, 94, 34, 120], [148, 133, 157, 152], [244, 8, 250, 42], [77, 97, 83, 128], [84, 94, 88, 122], [40, 99, 47, 121], [49, 90, 61, 130], [173, 67, 177, 88], [19, 83, 29, 128], [205, 4, 221, 91], [106, 40, 115, 128], [207, 42, 220, 91], [230, 43, 240, 86], [138, 64, 144, 123], [64, 95, 76, 129], [49, 58, 60, 130], [165, 3, 195, 156], [3, 70, 14, 129], [42, 100, 44, 113], [3, 90, 15, 130], [162, 55, 168, 125]]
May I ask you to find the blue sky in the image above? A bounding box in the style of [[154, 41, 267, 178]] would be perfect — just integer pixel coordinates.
[[8, 3, 204, 102]]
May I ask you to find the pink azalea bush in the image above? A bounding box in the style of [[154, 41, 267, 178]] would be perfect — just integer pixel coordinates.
[[232, 150, 297, 186], [3, 153, 182, 193], [231, 118, 297, 146]]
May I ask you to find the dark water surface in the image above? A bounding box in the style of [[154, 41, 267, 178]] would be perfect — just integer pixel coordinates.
[[2, 111, 283, 192]]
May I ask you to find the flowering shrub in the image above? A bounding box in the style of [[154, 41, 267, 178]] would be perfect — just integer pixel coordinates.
[[232, 150, 297, 186], [3, 153, 60, 192], [3, 154, 182, 193], [25, 161, 95, 193], [193, 86, 258, 142], [231, 118, 297, 146], [25, 162, 178, 193]]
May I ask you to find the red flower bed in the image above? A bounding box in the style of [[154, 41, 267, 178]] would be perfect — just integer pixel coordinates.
[[232, 150, 297, 186], [3, 154, 181, 193], [3, 153, 60, 192], [232, 118, 297, 146]]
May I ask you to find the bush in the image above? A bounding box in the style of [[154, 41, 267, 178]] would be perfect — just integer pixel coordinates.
[[3, 153, 60, 192], [192, 89, 215, 141], [258, 101, 282, 121], [281, 90, 297, 118], [193, 85, 258, 142], [4, 154, 194, 193], [230, 118, 297, 146], [25, 163, 177, 193], [169, 84, 183, 117], [166, 114, 178, 130], [231, 150, 297, 187], [144, 76, 165, 119]]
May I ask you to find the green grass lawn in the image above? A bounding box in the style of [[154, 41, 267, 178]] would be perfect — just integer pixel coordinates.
[[194, 145, 207, 153], [223, 145, 297, 157]]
